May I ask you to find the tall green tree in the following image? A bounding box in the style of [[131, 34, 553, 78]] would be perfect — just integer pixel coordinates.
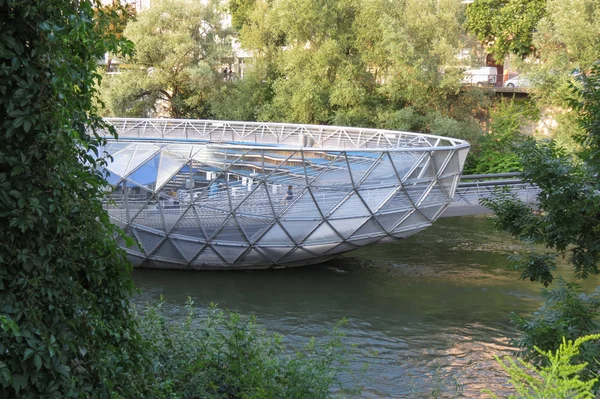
[[465, 0, 546, 61], [0, 1, 147, 397], [102, 0, 229, 118], [234, 0, 473, 128], [482, 65, 600, 383]]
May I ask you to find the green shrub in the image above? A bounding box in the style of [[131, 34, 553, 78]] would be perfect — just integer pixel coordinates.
[[136, 298, 358, 399], [486, 334, 600, 398], [0, 1, 147, 398]]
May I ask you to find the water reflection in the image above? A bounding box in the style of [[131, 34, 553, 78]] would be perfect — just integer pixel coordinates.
[[132, 216, 597, 398]]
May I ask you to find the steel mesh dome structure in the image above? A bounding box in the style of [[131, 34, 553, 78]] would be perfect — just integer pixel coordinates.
[[100, 118, 470, 270]]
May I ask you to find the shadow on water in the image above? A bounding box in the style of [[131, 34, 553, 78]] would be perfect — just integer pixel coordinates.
[[132, 215, 599, 398]]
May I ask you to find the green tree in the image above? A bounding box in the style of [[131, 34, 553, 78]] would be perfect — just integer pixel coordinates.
[[233, 0, 477, 129], [482, 64, 600, 388], [102, 0, 230, 118], [465, 0, 546, 61], [0, 1, 147, 398]]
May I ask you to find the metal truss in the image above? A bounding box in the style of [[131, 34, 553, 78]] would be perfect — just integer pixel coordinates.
[[100, 118, 471, 270]]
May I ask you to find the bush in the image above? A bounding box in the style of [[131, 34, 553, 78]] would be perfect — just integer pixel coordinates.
[[137, 298, 358, 399], [486, 334, 600, 398], [0, 1, 147, 398]]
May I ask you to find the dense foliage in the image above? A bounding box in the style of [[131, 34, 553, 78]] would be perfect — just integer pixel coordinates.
[[487, 334, 600, 398], [0, 1, 148, 398], [482, 64, 600, 389], [102, 0, 230, 118], [464, 0, 546, 61], [137, 299, 357, 399]]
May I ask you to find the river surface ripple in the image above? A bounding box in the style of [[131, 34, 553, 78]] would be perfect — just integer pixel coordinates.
[[132, 216, 598, 398]]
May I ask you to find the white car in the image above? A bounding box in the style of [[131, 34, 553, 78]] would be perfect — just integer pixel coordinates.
[[504, 75, 531, 88], [461, 67, 498, 86]]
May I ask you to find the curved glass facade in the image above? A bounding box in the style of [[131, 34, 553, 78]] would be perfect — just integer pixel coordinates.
[[101, 118, 470, 269]]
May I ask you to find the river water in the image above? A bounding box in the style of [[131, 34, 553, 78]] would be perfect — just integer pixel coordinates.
[[132, 216, 599, 398]]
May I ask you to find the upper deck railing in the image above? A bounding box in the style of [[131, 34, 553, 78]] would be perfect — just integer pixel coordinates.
[[102, 118, 470, 152]]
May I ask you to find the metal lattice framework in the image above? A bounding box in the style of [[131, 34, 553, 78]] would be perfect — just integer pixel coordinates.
[[100, 118, 470, 270]]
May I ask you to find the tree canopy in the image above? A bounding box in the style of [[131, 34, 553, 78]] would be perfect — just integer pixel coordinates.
[[102, 0, 229, 118], [0, 1, 147, 397], [464, 0, 546, 61]]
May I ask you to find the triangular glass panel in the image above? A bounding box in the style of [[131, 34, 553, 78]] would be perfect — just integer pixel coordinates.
[[392, 211, 430, 233], [127, 154, 160, 190], [170, 206, 206, 239], [357, 156, 397, 188], [457, 148, 468, 172], [212, 244, 249, 265], [164, 143, 193, 159], [403, 180, 432, 205], [132, 228, 165, 255], [438, 176, 458, 197], [125, 193, 153, 226], [279, 192, 319, 219], [234, 182, 274, 217], [124, 144, 160, 177], [310, 152, 353, 187], [441, 151, 461, 178], [212, 217, 248, 244], [279, 219, 319, 244], [153, 238, 186, 263], [330, 194, 370, 219], [234, 215, 270, 242], [278, 247, 314, 263], [328, 217, 369, 239], [431, 150, 451, 174], [418, 204, 445, 222], [171, 237, 204, 262], [349, 217, 385, 238], [115, 227, 135, 249], [418, 183, 449, 208], [106, 144, 136, 177], [375, 210, 410, 232], [303, 222, 340, 244], [389, 152, 423, 180], [197, 210, 233, 240], [104, 169, 123, 186], [346, 236, 379, 247], [156, 151, 188, 191], [378, 188, 414, 213], [324, 242, 359, 256], [258, 223, 296, 246], [357, 186, 396, 213], [235, 248, 269, 267], [190, 246, 225, 267], [309, 187, 349, 216], [257, 246, 294, 263], [346, 151, 380, 185]]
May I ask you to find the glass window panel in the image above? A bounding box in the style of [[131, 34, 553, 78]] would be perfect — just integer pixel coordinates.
[[258, 223, 295, 246], [156, 151, 188, 190], [357, 186, 396, 212], [106, 144, 136, 177], [170, 207, 206, 239], [212, 244, 248, 265], [330, 194, 369, 219], [309, 187, 349, 216], [328, 217, 369, 239], [350, 218, 384, 238], [375, 210, 410, 232], [190, 246, 224, 267], [279, 220, 319, 244], [235, 249, 269, 267], [171, 237, 204, 262], [127, 154, 160, 190], [303, 222, 339, 244], [154, 239, 186, 263], [132, 228, 165, 255]]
